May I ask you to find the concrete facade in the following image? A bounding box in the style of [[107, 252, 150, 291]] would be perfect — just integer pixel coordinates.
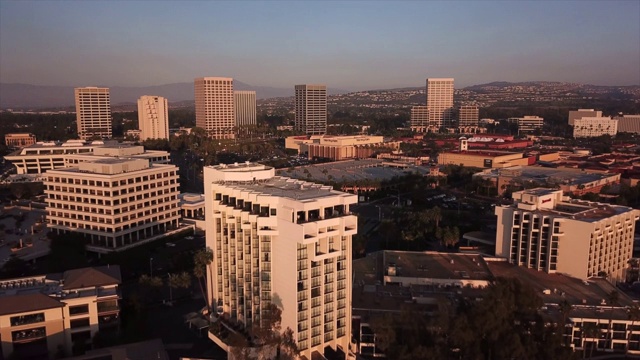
[[295, 85, 327, 135], [44, 158, 180, 252], [615, 115, 640, 134], [494, 188, 639, 282], [234, 91, 257, 128], [410, 106, 429, 133], [137, 95, 169, 141], [426, 78, 454, 128], [75, 87, 112, 140], [573, 117, 618, 138], [195, 77, 235, 139], [569, 109, 602, 126], [204, 163, 355, 359], [4, 133, 36, 148], [458, 105, 479, 127], [438, 150, 527, 168]]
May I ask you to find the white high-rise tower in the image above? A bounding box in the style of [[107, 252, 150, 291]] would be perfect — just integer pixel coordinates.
[[234, 91, 257, 128], [295, 84, 327, 135]]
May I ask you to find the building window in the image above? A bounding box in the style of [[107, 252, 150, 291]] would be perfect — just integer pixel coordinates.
[[10, 313, 45, 327], [69, 304, 89, 316], [70, 318, 90, 329]]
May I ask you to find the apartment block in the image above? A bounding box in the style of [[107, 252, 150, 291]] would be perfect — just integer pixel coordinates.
[[44, 158, 180, 252], [495, 188, 639, 282], [204, 162, 356, 359], [458, 105, 479, 127], [568, 109, 602, 126], [234, 91, 257, 129], [195, 77, 235, 139], [0, 266, 121, 359], [426, 78, 454, 128], [138, 95, 169, 141], [4, 133, 36, 148], [410, 106, 429, 133], [573, 117, 618, 138], [295, 85, 327, 135], [75, 87, 112, 140]]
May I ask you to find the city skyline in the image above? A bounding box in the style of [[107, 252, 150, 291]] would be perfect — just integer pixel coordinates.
[[1, 1, 638, 90]]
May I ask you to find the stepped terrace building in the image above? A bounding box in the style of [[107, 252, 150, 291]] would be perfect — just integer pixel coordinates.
[[204, 162, 356, 359], [0, 266, 121, 359], [495, 188, 639, 282], [44, 158, 180, 252]]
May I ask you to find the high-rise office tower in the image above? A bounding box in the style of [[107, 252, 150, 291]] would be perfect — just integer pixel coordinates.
[[75, 87, 112, 140], [295, 84, 327, 135], [195, 77, 235, 139], [137, 96, 169, 141], [426, 78, 454, 128], [204, 162, 356, 358], [458, 105, 479, 127], [234, 91, 257, 129]]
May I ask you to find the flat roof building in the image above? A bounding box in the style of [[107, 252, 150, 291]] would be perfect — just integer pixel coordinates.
[[615, 115, 640, 134], [195, 77, 235, 139], [573, 117, 618, 138], [410, 106, 429, 133], [495, 188, 639, 282], [204, 162, 356, 359], [138, 95, 169, 141], [0, 266, 121, 358], [508, 116, 544, 135], [44, 158, 180, 252], [4, 133, 36, 149], [569, 109, 602, 126], [458, 105, 479, 127], [295, 84, 327, 135], [234, 90, 256, 129], [438, 150, 528, 168], [75, 87, 112, 140]]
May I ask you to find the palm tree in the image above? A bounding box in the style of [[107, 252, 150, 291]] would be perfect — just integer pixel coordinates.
[[607, 290, 620, 350], [193, 248, 214, 309], [582, 322, 599, 359], [558, 300, 573, 345], [168, 272, 192, 304]]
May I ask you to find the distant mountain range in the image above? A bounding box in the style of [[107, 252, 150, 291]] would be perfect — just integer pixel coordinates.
[[0, 81, 637, 109], [0, 81, 350, 109]]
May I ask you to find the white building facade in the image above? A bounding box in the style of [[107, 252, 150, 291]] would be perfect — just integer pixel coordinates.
[[410, 106, 429, 133], [204, 163, 356, 359], [568, 109, 602, 126], [614, 115, 640, 134], [426, 78, 454, 128], [195, 77, 235, 139], [508, 116, 544, 134], [495, 188, 639, 282], [44, 158, 180, 252], [573, 117, 619, 138], [138, 95, 169, 141], [458, 105, 480, 127], [75, 87, 112, 140], [295, 85, 327, 135]]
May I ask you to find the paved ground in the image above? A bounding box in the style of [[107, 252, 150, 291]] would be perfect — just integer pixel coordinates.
[[0, 205, 49, 265]]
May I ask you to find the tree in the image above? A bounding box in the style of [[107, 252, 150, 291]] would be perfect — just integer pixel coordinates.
[[627, 304, 640, 354], [581, 322, 599, 359], [193, 248, 214, 308], [167, 272, 192, 303], [371, 314, 396, 353], [0, 255, 29, 279], [607, 290, 620, 349]]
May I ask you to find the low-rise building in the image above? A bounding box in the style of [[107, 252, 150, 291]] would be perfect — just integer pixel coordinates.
[[458, 105, 479, 127], [5, 133, 36, 148], [615, 114, 640, 134], [473, 165, 621, 196], [44, 158, 180, 252], [495, 188, 639, 282], [410, 106, 430, 133], [285, 135, 400, 161], [438, 150, 528, 168], [568, 109, 602, 126], [508, 116, 544, 135], [0, 266, 121, 359], [573, 117, 618, 138], [4, 140, 170, 175]]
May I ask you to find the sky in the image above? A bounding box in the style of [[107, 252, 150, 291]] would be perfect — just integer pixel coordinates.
[[1, 1, 639, 90]]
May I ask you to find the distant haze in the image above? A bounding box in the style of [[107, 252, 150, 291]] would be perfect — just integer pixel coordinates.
[[1, 1, 639, 89]]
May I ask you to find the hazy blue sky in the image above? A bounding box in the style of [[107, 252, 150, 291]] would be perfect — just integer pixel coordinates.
[[1, 1, 638, 90]]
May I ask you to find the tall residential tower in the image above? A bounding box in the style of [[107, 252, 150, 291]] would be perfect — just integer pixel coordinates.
[[137, 95, 169, 141], [75, 87, 112, 140], [204, 163, 356, 359], [426, 78, 454, 128], [195, 77, 235, 139], [295, 84, 327, 135]]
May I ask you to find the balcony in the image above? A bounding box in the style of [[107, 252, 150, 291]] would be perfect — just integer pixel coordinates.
[[12, 327, 46, 343], [97, 301, 120, 315]]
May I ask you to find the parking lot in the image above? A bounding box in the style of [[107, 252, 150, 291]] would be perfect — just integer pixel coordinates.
[[0, 205, 50, 265]]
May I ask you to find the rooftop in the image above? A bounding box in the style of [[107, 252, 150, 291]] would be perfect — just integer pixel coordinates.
[[0, 293, 64, 316], [221, 176, 349, 201], [474, 165, 620, 186], [383, 251, 492, 282]]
